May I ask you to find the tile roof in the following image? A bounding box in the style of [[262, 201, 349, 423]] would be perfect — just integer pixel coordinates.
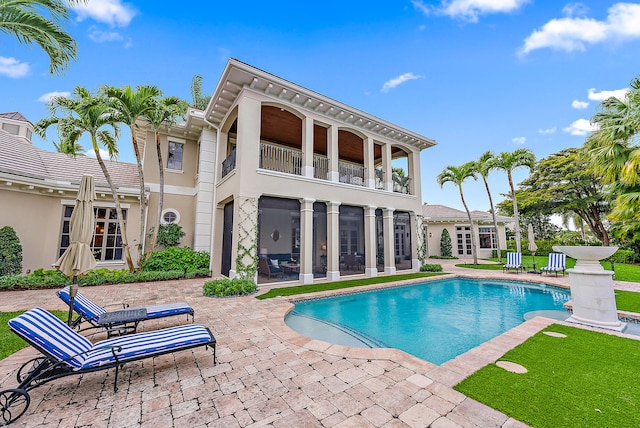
[[0, 111, 31, 124], [0, 129, 139, 189], [422, 204, 512, 223]]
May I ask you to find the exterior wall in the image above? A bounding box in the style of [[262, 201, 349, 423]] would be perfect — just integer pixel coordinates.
[[0, 188, 141, 273], [424, 221, 508, 259]]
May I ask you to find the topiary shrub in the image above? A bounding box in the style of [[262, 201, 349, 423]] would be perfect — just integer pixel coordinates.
[[440, 229, 452, 257], [203, 277, 257, 297], [420, 263, 443, 272], [152, 223, 186, 249], [141, 247, 210, 272], [0, 226, 22, 276]]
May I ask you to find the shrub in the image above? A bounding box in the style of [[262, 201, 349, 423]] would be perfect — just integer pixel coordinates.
[[429, 255, 458, 260], [0, 226, 22, 276], [152, 223, 186, 249], [610, 249, 637, 264], [440, 229, 452, 257], [203, 278, 257, 297], [420, 264, 443, 272], [141, 247, 210, 272]]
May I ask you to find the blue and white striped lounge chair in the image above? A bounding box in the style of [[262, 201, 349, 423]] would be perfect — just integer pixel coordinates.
[[503, 252, 523, 273], [0, 308, 216, 425], [540, 253, 566, 276], [57, 286, 194, 335]]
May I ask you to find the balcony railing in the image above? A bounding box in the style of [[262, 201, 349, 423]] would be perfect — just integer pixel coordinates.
[[260, 142, 302, 175], [338, 161, 365, 186], [313, 155, 329, 180], [221, 148, 236, 178]]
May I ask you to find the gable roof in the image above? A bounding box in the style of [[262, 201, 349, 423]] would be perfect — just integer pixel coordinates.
[[422, 204, 512, 223], [0, 129, 139, 190]]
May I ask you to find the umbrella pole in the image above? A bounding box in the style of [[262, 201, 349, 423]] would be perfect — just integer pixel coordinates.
[[68, 276, 78, 327]]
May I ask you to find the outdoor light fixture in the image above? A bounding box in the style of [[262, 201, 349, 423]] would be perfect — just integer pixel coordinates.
[[429, 232, 432, 238]]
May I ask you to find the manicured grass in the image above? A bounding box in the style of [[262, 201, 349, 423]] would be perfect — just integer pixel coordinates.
[[455, 263, 504, 270], [255, 272, 447, 299], [455, 324, 640, 428], [0, 310, 69, 360], [615, 289, 640, 313]]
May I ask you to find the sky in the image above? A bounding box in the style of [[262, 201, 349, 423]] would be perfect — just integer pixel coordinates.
[[2, 0, 640, 214]]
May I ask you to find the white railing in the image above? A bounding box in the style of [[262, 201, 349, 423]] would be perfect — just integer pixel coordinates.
[[313, 155, 329, 180], [259, 142, 302, 175], [338, 161, 365, 186]]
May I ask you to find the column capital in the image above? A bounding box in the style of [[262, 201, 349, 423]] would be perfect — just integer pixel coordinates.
[[300, 197, 316, 204], [327, 201, 341, 208]]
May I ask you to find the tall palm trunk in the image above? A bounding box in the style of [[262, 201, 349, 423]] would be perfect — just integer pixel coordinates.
[[507, 172, 522, 253], [148, 131, 164, 251], [92, 135, 134, 271], [459, 187, 478, 265], [482, 176, 501, 262], [130, 125, 147, 266]]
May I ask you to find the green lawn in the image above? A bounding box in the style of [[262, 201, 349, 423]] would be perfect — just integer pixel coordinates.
[[615, 289, 640, 313], [0, 310, 69, 360], [255, 272, 446, 299], [455, 323, 640, 428]]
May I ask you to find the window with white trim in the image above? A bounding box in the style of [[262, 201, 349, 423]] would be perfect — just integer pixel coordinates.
[[479, 226, 497, 249], [161, 208, 180, 224], [167, 141, 184, 170], [59, 206, 127, 261]]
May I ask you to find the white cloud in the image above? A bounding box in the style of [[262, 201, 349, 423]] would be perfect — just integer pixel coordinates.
[[73, 0, 136, 27], [0, 56, 29, 78], [85, 148, 111, 159], [563, 118, 598, 136], [37, 91, 70, 102], [413, 0, 530, 22], [572, 100, 589, 109], [562, 2, 589, 17], [521, 2, 640, 54], [512, 136, 526, 145], [538, 127, 557, 135], [381, 72, 422, 93], [88, 27, 123, 42], [587, 87, 629, 101]]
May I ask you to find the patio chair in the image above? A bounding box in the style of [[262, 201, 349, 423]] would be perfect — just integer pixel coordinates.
[[0, 307, 216, 425], [258, 257, 284, 280], [503, 252, 524, 273], [57, 286, 194, 336], [540, 253, 566, 277]]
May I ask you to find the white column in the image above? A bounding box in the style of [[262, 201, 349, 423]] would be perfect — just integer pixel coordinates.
[[408, 150, 421, 196], [383, 208, 396, 275], [302, 117, 314, 178], [382, 143, 393, 192], [410, 211, 420, 271], [364, 136, 375, 188], [327, 125, 339, 182], [326, 201, 341, 281], [299, 198, 315, 284], [236, 96, 261, 193], [194, 127, 217, 252], [364, 205, 378, 277]]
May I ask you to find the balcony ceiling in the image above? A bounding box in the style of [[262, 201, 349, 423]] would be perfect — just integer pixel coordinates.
[[206, 59, 437, 151]]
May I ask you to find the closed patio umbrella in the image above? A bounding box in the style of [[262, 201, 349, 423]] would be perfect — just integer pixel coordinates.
[[54, 174, 97, 325], [527, 223, 538, 273]]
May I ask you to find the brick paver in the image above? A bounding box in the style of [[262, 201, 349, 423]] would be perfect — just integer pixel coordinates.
[[2, 260, 639, 427]]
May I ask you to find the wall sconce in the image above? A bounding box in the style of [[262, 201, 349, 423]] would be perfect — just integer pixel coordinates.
[[321, 243, 327, 252], [428, 232, 432, 238]]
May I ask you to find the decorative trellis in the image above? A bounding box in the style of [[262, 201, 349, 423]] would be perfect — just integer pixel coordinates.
[[415, 214, 427, 265], [235, 196, 258, 281]]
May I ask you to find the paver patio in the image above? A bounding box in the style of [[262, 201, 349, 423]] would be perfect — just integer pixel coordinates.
[[1, 259, 639, 427]]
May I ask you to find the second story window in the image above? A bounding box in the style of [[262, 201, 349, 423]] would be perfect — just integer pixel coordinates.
[[167, 141, 183, 170]]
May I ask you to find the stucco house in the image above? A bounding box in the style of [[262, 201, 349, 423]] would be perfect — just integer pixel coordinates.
[[1, 59, 437, 284], [422, 203, 513, 259]]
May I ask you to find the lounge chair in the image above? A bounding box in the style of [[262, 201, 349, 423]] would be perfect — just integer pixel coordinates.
[[0, 308, 216, 425], [540, 253, 566, 276], [258, 257, 284, 280], [58, 286, 194, 336], [503, 252, 523, 273]]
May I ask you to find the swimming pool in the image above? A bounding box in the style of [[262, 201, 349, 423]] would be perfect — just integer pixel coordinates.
[[285, 277, 570, 365]]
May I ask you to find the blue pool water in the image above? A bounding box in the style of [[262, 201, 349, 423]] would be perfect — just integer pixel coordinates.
[[285, 277, 570, 365]]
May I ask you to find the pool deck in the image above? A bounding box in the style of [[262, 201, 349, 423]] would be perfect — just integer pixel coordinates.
[[1, 259, 639, 428]]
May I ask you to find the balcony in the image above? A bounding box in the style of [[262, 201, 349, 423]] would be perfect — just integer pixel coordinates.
[[221, 148, 236, 178], [260, 142, 302, 175]]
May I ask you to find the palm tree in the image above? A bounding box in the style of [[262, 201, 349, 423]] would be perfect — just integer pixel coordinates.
[[494, 148, 536, 254], [392, 167, 411, 194], [437, 162, 479, 264], [473, 151, 502, 261], [145, 96, 188, 252], [0, 0, 87, 75], [190, 74, 211, 110], [53, 138, 84, 155], [103, 85, 162, 267], [34, 87, 136, 272], [587, 76, 640, 224]]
